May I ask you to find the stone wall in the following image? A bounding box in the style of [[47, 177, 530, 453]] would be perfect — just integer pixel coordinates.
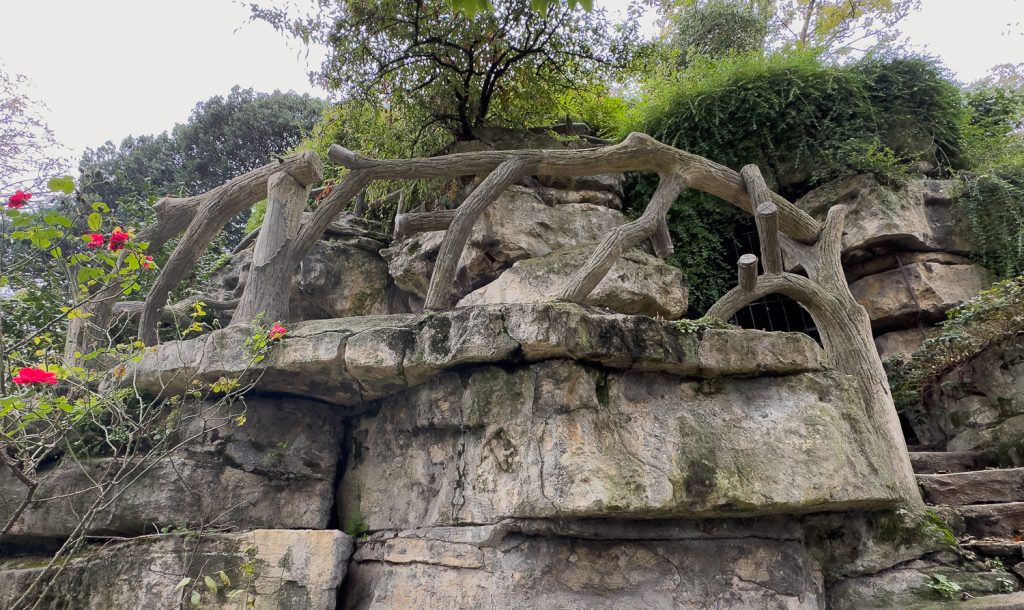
[[1, 304, 951, 609]]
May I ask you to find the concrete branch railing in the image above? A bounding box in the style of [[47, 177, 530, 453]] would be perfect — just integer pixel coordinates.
[[63, 134, 920, 506]]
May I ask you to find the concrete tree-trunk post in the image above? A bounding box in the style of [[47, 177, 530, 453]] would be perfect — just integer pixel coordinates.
[[231, 171, 311, 325]]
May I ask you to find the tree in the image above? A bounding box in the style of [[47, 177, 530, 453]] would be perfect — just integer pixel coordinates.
[[662, 0, 921, 55], [667, 0, 770, 65], [250, 0, 642, 147], [78, 87, 325, 244], [0, 66, 67, 197]]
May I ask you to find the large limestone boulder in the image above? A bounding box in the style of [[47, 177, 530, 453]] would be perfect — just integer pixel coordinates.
[[0, 397, 343, 542], [382, 188, 626, 301], [338, 360, 902, 529], [458, 245, 688, 319], [0, 529, 352, 609], [796, 175, 970, 264], [344, 521, 822, 609], [849, 262, 991, 332]]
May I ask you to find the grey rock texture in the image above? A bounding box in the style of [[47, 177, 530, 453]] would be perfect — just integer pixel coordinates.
[[850, 262, 991, 332], [0, 529, 352, 609], [212, 229, 417, 323], [382, 189, 626, 301], [918, 468, 1024, 506], [339, 360, 902, 529], [0, 397, 343, 542], [121, 303, 825, 408], [829, 562, 1020, 610], [918, 336, 1024, 456], [874, 328, 934, 362], [344, 522, 822, 610], [457, 244, 688, 318], [797, 175, 970, 264]]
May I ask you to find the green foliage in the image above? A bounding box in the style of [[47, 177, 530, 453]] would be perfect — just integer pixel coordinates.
[[251, 0, 641, 142], [923, 573, 962, 600], [667, 0, 769, 66], [888, 277, 1024, 415], [674, 315, 733, 335], [344, 510, 370, 538], [78, 87, 325, 246], [955, 73, 1024, 279], [632, 51, 963, 199], [624, 172, 747, 315]]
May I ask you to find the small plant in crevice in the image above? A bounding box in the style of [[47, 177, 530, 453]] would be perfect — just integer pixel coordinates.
[[923, 573, 963, 600], [344, 510, 370, 539]]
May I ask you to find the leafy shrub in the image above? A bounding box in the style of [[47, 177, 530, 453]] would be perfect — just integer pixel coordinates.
[[631, 51, 963, 199], [888, 277, 1024, 414]]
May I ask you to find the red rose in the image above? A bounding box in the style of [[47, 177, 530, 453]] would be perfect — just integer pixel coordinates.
[[142, 255, 154, 269], [108, 228, 130, 251], [86, 233, 104, 249], [7, 190, 31, 209], [12, 367, 58, 385], [268, 323, 287, 340]]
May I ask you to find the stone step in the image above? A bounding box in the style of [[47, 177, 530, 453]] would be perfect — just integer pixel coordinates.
[[918, 468, 1024, 505], [934, 591, 1024, 609], [961, 539, 1024, 561], [938, 503, 1024, 540], [910, 450, 999, 474]]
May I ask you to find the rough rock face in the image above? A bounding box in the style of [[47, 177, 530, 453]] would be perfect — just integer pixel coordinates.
[[797, 175, 970, 264], [0, 530, 352, 609], [796, 174, 991, 365], [382, 189, 626, 301], [916, 335, 1024, 458], [849, 261, 991, 332], [121, 303, 826, 409], [344, 520, 822, 610], [0, 397, 344, 542], [457, 245, 688, 319], [212, 217, 417, 322], [339, 360, 901, 530]]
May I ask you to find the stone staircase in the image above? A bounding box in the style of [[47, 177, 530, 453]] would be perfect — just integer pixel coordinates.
[[910, 448, 1024, 607]]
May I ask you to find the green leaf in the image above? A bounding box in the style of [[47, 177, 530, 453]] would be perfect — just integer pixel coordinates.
[[174, 577, 193, 592], [579, 0, 593, 10], [204, 575, 218, 594], [226, 589, 245, 600], [43, 211, 72, 228], [532, 0, 547, 12], [91, 201, 110, 213], [87, 212, 103, 231], [218, 571, 231, 586], [190, 590, 202, 607], [47, 176, 75, 194]]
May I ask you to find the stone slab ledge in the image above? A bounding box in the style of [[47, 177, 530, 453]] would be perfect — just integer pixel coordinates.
[[119, 303, 825, 409]]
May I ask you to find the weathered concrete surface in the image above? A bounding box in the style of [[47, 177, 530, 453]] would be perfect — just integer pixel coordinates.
[[458, 245, 688, 318], [339, 360, 902, 529], [0, 529, 352, 609], [120, 304, 825, 408], [343, 522, 822, 609], [382, 189, 626, 300], [0, 397, 343, 542], [797, 175, 970, 264], [849, 262, 991, 332]]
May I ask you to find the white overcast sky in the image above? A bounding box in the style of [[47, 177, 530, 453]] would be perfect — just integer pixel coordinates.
[[1, 0, 1022, 167]]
